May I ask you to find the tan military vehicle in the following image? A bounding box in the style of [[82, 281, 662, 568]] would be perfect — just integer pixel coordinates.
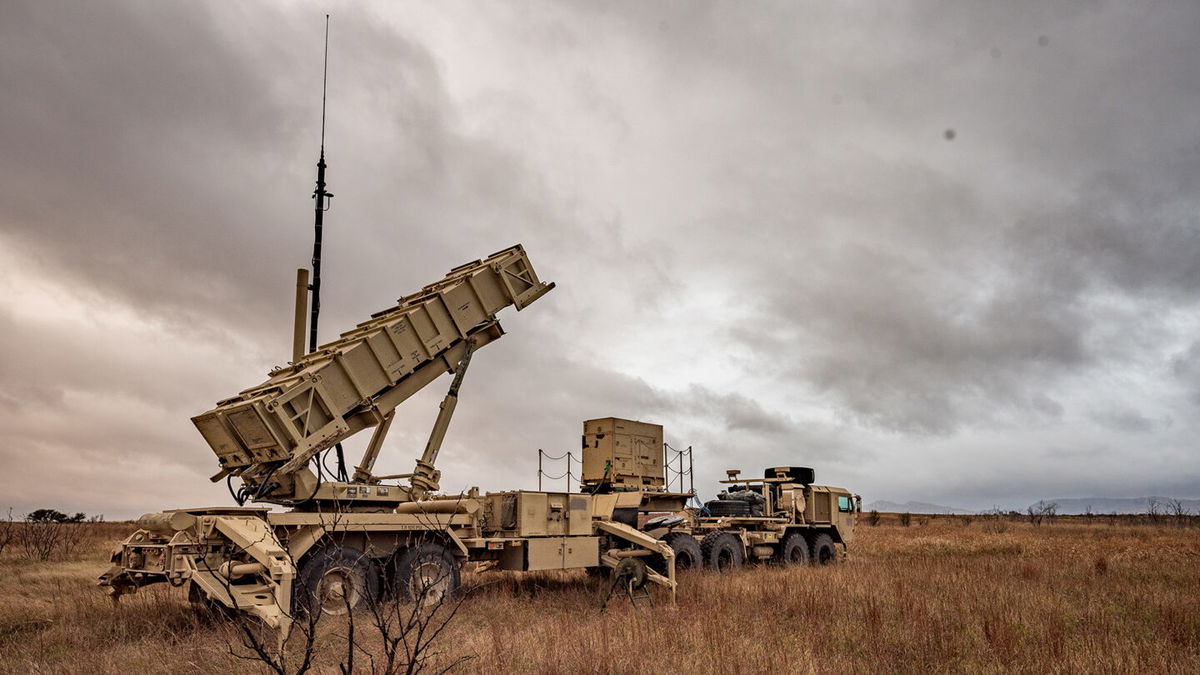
[[99, 246, 676, 631], [576, 417, 860, 572], [680, 466, 860, 569]]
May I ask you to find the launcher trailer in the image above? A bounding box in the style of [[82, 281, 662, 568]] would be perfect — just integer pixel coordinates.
[[99, 245, 675, 630]]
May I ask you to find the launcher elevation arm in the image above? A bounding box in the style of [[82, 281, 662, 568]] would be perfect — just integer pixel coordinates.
[[192, 244, 554, 504]]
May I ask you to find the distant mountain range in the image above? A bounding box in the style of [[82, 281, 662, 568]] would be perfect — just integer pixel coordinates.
[[1028, 497, 1200, 515], [865, 500, 973, 515], [866, 497, 1200, 515]]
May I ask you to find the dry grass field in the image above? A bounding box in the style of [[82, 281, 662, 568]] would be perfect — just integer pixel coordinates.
[[1, 516, 1197, 673]]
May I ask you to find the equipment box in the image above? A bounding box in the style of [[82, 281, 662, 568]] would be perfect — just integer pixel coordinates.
[[581, 417, 664, 489], [484, 491, 593, 537]]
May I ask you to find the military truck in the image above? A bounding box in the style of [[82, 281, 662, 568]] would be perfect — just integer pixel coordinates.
[[673, 466, 860, 570], [98, 246, 676, 632], [575, 417, 860, 572]]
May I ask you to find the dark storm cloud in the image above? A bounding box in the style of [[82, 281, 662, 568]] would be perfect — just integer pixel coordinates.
[[583, 1, 1200, 437], [2, 0, 1199, 516], [0, 3, 307, 333]]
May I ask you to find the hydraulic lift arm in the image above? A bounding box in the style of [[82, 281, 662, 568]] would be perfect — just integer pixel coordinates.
[[191, 245, 553, 505]]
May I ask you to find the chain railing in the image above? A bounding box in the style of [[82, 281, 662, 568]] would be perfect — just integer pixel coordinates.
[[537, 444, 696, 494], [536, 449, 581, 491], [664, 443, 695, 495]]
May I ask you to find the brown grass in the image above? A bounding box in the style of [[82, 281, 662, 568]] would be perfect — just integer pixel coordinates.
[[0, 519, 1197, 673]]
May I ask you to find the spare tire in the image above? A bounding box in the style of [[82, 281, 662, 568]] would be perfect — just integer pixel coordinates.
[[705, 499, 752, 517]]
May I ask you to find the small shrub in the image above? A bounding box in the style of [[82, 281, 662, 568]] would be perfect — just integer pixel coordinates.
[[0, 509, 14, 557], [1027, 502, 1057, 527], [899, 512, 911, 527], [867, 510, 880, 526], [16, 509, 94, 561]]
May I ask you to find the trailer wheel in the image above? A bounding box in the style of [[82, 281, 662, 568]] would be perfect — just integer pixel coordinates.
[[393, 542, 460, 605], [779, 533, 809, 565], [809, 533, 837, 565], [649, 532, 703, 575], [297, 545, 380, 615], [700, 531, 743, 573]]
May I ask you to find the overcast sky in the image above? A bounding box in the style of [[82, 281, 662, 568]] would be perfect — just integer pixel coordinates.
[[2, 1, 1198, 518]]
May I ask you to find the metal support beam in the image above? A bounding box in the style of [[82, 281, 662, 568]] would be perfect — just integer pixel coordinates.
[[352, 410, 394, 483], [410, 338, 476, 496]]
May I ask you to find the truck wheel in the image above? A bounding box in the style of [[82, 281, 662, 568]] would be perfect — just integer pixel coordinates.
[[650, 532, 703, 574], [809, 533, 837, 565], [393, 542, 460, 604], [779, 533, 809, 565], [700, 531, 744, 573], [297, 545, 380, 615]]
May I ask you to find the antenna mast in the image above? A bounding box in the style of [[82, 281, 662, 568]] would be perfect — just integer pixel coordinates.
[[308, 15, 348, 481], [309, 14, 333, 355]]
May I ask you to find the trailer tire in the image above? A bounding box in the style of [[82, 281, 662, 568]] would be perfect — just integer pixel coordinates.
[[779, 532, 809, 565], [809, 533, 837, 565], [392, 542, 460, 605], [297, 545, 380, 615], [700, 531, 743, 573], [650, 532, 703, 575]]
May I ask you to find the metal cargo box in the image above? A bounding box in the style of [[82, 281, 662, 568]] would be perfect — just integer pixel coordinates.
[[581, 417, 664, 489]]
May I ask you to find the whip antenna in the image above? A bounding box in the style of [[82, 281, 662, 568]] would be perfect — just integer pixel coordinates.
[[308, 14, 348, 480], [320, 13, 329, 148], [309, 13, 333, 355]]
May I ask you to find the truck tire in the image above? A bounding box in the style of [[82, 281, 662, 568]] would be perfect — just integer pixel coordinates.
[[779, 532, 809, 565], [705, 499, 752, 517], [297, 545, 380, 615], [392, 542, 460, 604], [700, 531, 744, 573], [649, 532, 703, 574], [809, 533, 837, 565]]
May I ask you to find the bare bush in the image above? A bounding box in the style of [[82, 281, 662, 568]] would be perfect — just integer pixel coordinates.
[[0, 508, 15, 557], [219, 507, 470, 674], [17, 515, 94, 561], [1166, 499, 1189, 527], [1146, 498, 1162, 525], [1027, 502, 1057, 527], [364, 538, 473, 674], [19, 519, 64, 561], [899, 512, 911, 527], [867, 510, 880, 527]]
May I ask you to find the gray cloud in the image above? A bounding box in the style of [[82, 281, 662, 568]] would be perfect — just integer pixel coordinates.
[[2, 1, 1199, 517]]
